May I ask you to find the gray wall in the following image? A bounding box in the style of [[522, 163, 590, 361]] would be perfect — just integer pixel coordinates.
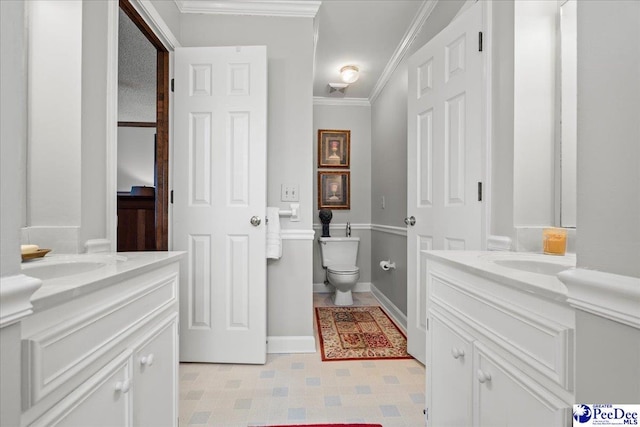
[[312, 104, 372, 285], [117, 127, 156, 192], [180, 14, 314, 230], [180, 14, 316, 341], [575, 1, 640, 277], [370, 0, 465, 315]]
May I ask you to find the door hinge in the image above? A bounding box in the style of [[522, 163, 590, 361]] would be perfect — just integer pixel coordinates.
[[171, 78, 175, 92], [478, 182, 483, 202], [479, 31, 483, 52], [171, 190, 174, 204]]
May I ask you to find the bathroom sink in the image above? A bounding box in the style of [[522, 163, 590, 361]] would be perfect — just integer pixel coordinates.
[[22, 261, 107, 280], [492, 259, 572, 276]]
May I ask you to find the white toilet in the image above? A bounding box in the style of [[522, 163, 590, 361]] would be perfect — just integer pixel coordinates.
[[318, 237, 360, 306]]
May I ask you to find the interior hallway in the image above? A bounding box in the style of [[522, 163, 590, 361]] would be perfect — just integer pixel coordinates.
[[179, 292, 425, 427]]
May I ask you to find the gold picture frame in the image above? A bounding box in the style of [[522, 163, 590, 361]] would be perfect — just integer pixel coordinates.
[[318, 129, 350, 168], [318, 171, 350, 210]]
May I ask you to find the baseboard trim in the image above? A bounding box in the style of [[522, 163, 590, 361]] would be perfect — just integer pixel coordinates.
[[313, 282, 371, 294], [370, 283, 407, 334], [267, 336, 316, 354]]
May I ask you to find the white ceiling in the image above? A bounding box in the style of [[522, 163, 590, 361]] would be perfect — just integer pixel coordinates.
[[313, 1, 422, 100], [121, 1, 427, 107]]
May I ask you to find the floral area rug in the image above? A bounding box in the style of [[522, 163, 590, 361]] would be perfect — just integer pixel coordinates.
[[315, 306, 412, 361]]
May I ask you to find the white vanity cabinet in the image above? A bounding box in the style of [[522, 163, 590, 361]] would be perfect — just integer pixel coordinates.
[[424, 252, 575, 427], [20, 256, 181, 427]]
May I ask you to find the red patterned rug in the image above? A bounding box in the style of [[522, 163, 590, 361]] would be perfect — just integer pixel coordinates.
[[315, 306, 412, 361]]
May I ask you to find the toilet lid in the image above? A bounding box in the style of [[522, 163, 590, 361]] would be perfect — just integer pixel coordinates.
[[328, 264, 359, 274]]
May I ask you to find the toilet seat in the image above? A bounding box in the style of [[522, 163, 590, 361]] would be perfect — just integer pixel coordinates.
[[328, 264, 359, 274]]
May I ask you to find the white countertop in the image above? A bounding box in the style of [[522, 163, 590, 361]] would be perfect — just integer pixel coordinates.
[[424, 250, 576, 300], [22, 251, 184, 311]]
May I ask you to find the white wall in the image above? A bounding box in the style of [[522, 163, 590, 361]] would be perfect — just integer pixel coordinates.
[[180, 13, 316, 344], [80, 0, 111, 248], [576, 1, 640, 278], [1, 0, 27, 277], [370, 0, 465, 315], [24, 1, 112, 253], [27, 1, 83, 229], [512, 1, 557, 227], [117, 127, 156, 192], [312, 103, 372, 286], [490, 1, 515, 239], [1, 3, 28, 426]]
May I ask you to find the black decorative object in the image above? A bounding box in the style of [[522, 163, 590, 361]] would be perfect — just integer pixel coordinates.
[[319, 209, 333, 237]]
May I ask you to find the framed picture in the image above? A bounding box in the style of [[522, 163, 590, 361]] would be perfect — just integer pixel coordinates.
[[318, 129, 350, 168], [318, 171, 350, 210]]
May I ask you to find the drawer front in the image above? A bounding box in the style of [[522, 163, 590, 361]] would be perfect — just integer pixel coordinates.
[[23, 273, 178, 407], [429, 271, 573, 388]]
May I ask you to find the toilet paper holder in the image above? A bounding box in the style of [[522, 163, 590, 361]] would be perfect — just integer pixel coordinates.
[[379, 260, 396, 271]]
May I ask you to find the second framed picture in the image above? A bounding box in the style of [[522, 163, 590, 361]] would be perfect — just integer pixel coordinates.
[[318, 171, 350, 210], [318, 129, 350, 168]]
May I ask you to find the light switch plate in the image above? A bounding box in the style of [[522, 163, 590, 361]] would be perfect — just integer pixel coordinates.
[[281, 184, 299, 202]]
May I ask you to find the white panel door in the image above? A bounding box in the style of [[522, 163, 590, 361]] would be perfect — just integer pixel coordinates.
[[174, 46, 267, 364], [407, 3, 484, 364]]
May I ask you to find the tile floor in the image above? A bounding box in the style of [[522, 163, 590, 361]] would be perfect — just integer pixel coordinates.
[[179, 292, 426, 427]]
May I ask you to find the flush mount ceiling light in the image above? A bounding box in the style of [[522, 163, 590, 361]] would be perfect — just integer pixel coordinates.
[[340, 65, 359, 84]]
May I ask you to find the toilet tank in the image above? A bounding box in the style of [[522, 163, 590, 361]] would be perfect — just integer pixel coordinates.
[[318, 237, 360, 267]]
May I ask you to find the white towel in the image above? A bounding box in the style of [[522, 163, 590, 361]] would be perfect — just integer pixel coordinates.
[[266, 207, 282, 259]]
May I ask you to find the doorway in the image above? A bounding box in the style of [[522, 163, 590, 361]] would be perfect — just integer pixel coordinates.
[[117, 0, 169, 251]]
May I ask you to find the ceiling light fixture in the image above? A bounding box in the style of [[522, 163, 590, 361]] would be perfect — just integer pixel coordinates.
[[340, 65, 359, 84]]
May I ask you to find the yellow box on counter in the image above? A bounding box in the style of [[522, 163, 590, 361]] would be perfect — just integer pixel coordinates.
[[543, 227, 567, 255]]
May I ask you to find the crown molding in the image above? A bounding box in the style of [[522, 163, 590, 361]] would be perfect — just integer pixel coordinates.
[[131, 0, 181, 49], [174, 1, 321, 18], [369, 0, 439, 104], [313, 96, 371, 107]]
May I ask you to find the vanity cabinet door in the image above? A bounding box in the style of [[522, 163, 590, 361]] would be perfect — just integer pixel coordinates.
[[473, 343, 567, 427], [428, 311, 474, 426], [31, 352, 133, 427], [133, 314, 178, 427]]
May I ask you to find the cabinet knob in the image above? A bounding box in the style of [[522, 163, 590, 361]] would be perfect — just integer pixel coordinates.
[[477, 369, 492, 384], [451, 348, 465, 359], [115, 379, 131, 393], [140, 353, 155, 367]]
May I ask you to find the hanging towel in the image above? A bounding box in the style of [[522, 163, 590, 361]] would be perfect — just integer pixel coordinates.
[[266, 207, 282, 259]]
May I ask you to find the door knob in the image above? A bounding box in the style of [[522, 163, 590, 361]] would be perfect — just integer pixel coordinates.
[[404, 216, 416, 226], [250, 216, 261, 226]]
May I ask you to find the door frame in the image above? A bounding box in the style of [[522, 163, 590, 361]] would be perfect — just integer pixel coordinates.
[[106, 0, 178, 251]]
